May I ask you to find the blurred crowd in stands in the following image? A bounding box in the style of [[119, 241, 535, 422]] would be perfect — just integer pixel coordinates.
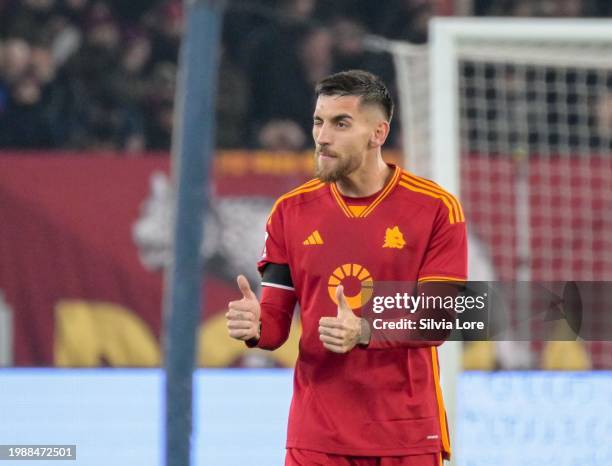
[[0, 0, 610, 153]]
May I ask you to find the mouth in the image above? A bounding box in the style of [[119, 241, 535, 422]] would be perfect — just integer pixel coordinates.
[[317, 150, 338, 159]]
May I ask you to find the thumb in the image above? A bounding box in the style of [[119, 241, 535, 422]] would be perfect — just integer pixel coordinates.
[[336, 285, 351, 317], [237, 274, 255, 300]]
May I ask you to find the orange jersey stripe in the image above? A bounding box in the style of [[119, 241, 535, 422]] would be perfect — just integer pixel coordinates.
[[418, 275, 467, 283], [330, 183, 355, 218], [431, 347, 452, 459], [402, 172, 464, 222], [360, 166, 401, 217], [267, 182, 325, 223], [401, 174, 463, 223], [287, 178, 321, 194], [402, 171, 463, 220], [399, 181, 456, 224]]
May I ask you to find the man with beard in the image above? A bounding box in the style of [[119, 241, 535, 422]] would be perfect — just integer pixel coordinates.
[[226, 70, 467, 466]]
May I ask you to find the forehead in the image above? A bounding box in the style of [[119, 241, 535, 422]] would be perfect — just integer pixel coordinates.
[[313, 94, 364, 117]]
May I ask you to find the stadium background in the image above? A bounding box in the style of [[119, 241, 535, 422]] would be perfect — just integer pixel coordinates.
[[0, 0, 611, 465]]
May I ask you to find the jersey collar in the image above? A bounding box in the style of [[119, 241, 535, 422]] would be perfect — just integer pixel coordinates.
[[330, 165, 401, 218]]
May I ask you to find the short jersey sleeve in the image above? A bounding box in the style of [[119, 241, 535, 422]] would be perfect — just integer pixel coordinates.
[[257, 202, 289, 274], [418, 199, 467, 283]]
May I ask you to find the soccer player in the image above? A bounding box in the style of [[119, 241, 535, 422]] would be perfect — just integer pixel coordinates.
[[226, 70, 467, 466]]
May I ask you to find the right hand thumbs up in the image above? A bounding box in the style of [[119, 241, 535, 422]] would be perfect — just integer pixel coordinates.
[[226, 274, 261, 342]]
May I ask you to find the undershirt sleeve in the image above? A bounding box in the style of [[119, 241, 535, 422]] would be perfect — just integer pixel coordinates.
[[246, 263, 297, 350]]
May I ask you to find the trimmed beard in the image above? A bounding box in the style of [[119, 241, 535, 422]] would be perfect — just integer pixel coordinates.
[[315, 153, 360, 183]]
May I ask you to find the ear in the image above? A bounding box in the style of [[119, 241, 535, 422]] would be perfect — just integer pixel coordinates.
[[369, 120, 390, 148]]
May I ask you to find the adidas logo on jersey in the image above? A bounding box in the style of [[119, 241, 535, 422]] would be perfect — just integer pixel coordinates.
[[303, 230, 324, 245]]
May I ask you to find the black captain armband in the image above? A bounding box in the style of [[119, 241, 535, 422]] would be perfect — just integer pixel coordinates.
[[261, 263, 294, 291]]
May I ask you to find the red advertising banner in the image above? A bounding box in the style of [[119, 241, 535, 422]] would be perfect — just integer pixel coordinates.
[[0, 151, 326, 367]]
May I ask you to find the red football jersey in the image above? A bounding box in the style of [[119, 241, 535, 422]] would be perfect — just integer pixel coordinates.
[[256, 165, 467, 459]]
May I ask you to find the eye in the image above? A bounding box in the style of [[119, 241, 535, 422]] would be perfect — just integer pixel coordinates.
[[313, 119, 322, 126], [337, 120, 348, 128]]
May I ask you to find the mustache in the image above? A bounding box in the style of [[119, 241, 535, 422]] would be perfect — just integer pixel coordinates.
[[316, 147, 339, 157]]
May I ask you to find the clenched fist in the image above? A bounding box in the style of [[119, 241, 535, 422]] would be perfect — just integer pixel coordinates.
[[226, 275, 261, 342]]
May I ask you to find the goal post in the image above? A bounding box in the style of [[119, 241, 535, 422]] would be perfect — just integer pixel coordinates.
[[430, 18, 612, 463], [366, 17, 612, 464]]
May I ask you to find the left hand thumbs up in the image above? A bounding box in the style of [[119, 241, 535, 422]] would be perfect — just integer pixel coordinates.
[[319, 285, 365, 353], [335, 285, 352, 319]]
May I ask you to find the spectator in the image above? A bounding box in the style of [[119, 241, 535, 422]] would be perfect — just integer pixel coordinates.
[[63, 3, 146, 151], [378, 0, 435, 44], [0, 73, 56, 148], [330, 18, 372, 72], [108, 31, 152, 107], [0, 41, 5, 114], [148, 1, 183, 67], [241, 0, 319, 144], [0, 0, 603, 153], [251, 25, 334, 148], [313, 0, 382, 32], [49, 15, 82, 67], [145, 98, 173, 151], [0, 38, 31, 87], [258, 119, 306, 152], [60, 0, 90, 25], [215, 45, 249, 149], [3, 0, 59, 42], [143, 61, 177, 151]]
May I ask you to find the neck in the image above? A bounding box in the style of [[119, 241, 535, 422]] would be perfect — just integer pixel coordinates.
[[335, 154, 393, 198]]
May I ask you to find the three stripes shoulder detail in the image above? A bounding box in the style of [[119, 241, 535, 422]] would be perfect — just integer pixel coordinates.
[[267, 178, 325, 222], [398, 171, 465, 224]]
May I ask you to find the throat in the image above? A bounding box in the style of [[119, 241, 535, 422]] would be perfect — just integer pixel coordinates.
[[335, 164, 394, 198]]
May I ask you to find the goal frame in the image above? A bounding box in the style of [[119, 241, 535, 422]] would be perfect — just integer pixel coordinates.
[[429, 17, 612, 464]]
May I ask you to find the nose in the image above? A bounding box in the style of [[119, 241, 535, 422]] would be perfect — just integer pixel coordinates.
[[314, 123, 332, 146]]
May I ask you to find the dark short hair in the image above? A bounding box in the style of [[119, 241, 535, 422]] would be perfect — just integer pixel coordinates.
[[315, 70, 394, 122]]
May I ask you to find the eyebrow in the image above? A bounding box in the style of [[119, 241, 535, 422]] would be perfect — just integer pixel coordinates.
[[313, 113, 353, 122]]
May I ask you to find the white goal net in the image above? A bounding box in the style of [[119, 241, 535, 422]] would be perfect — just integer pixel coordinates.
[[368, 19, 612, 371]]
